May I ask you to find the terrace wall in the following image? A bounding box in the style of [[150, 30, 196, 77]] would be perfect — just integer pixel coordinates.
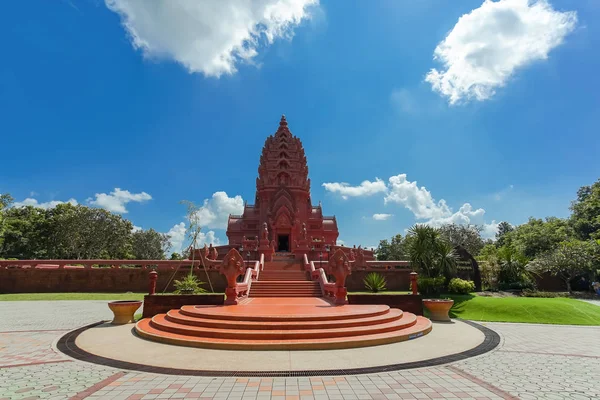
[[0, 267, 226, 294]]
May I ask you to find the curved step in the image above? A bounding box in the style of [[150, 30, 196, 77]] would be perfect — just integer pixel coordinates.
[[165, 308, 404, 330], [149, 312, 417, 340], [178, 304, 391, 322], [135, 316, 432, 350]]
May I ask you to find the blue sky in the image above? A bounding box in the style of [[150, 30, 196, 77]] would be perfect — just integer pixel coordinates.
[[1, 0, 599, 252]]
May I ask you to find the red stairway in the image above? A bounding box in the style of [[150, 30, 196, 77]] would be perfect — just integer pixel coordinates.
[[135, 298, 432, 350], [250, 256, 321, 297]]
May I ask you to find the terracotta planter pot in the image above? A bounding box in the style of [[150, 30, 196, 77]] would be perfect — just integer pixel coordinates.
[[108, 300, 142, 325], [422, 299, 454, 322]]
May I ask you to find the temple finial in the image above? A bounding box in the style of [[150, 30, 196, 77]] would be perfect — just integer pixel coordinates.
[[280, 114, 287, 127]]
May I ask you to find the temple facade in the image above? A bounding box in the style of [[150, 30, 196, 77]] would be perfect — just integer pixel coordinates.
[[226, 116, 339, 255]]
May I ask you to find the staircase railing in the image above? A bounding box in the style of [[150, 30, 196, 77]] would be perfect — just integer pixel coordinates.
[[303, 254, 336, 301]]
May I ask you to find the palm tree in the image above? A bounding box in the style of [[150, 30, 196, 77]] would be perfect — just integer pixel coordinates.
[[407, 224, 458, 278], [437, 240, 458, 279], [407, 224, 438, 277]]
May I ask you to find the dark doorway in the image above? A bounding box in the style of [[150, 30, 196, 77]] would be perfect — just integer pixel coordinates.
[[278, 235, 289, 252]]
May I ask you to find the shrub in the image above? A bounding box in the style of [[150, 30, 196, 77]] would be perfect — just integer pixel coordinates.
[[521, 290, 566, 298], [417, 276, 445, 296], [363, 272, 387, 293], [448, 278, 476, 294], [174, 274, 207, 294], [498, 280, 535, 291]]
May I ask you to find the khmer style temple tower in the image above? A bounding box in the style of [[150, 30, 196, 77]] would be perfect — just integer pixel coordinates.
[[226, 115, 339, 255]]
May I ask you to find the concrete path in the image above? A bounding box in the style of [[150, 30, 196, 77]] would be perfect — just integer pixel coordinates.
[[1, 301, 599, 400], [579, 299, 600, 307]]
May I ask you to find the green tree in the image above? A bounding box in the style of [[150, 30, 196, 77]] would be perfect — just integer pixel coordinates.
[[374, 239, 391, 261], [495, 221, 514, 247], [0, 193, 15, 252], [131, 229, 170, 259], [570, 179, 600, 240], [496, 245, 530, 288], [48, 204, 133, 259], [528, 240, 598, 293], [502, 217, 573, 259], [0, 205, 49, 259], [406, 224, 457, 278], [438, 223, 485, 256], [477, 243, 501, 290], [374, 234, 407, 260]]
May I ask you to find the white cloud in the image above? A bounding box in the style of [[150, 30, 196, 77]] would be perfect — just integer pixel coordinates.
[[167, 222, 221, 254], [481, 221, 500, 239], [326, 172, 502, 239], [87, 188, 152, 214], [385, 174, 451, 220], [191, 191, 245, 230], [372, 213, 393, 221], [131, 225, 142, 233], [322, 178, 387, 200], [12, 198, 78, 209], [105, 0, 319, 77], [425, 0, 577, 104]]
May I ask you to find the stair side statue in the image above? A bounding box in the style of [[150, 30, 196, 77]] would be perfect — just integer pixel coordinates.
[[328, 248, 352, 304], [220, 248, 247, 305]]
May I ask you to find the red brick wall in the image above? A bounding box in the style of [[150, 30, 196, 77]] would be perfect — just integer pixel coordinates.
[[345, 270, 412, 292], [0, 268, 227, 294]]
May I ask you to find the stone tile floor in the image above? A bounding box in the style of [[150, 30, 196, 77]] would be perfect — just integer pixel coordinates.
[[0, 301, 598, 400]]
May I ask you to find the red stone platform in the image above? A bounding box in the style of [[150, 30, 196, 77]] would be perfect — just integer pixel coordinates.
[[135, 298, 432, 350]]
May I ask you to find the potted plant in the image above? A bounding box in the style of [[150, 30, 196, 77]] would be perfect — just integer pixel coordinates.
[[422, 298, 454, 321], [174, 273, 207, 294], [108, 300, 142, 325]]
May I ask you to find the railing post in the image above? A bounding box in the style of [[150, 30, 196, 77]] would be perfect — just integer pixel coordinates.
[[410, 271, 418, 295], [149, 270, 158, 295]]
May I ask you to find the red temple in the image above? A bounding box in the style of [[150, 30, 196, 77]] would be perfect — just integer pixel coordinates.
[[226, 115, 339, 255]]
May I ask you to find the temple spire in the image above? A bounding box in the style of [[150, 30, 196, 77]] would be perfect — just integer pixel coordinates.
[[279, 114, 287, 127]]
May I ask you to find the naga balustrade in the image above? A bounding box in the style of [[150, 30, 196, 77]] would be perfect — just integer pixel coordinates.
[[216, 248, 263, 305], [303, 248, 353, 305]]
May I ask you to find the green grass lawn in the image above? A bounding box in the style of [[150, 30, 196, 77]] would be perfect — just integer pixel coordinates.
[[446, 294, 600, 326]]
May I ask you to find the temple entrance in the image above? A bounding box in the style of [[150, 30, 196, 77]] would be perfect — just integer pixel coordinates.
[[278, 235, 290, 252]]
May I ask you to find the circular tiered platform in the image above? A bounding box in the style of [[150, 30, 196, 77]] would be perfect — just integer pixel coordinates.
[[135, 298, 432, 350]]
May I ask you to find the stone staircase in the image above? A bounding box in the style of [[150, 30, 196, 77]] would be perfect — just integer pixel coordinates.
[[135, 299, 433, 350], [250, 256, 321, 298]]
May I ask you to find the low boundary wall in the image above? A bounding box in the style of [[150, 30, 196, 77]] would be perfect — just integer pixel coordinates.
[[0, 267, 227, 294]]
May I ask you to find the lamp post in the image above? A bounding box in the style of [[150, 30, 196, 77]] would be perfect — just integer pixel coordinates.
[[246, 251, 251, 268], [319, 252, 323, 270]]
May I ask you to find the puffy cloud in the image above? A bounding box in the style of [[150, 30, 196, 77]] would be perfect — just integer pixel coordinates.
[[322, 178, 387, 200], [87, 188, 152, 214], [481, 221, 500, 239], [167, 222, 221, 254], [326, 172, 503, 238], [191, 192, 244, 230], [105, 0, 319, 77], [372, 213, 393, 221], [425, 0, 577, 104], [385, 174, 451, 220], [12, 198, 78, 209], [131, 225, 142, 233]]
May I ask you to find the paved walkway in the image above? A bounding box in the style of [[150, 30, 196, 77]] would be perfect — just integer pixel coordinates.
[[1, 301, 599, 400]]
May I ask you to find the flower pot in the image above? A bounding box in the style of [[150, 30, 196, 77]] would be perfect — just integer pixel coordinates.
[[423, 299, 454, 322], [108, 300, 142, 325]]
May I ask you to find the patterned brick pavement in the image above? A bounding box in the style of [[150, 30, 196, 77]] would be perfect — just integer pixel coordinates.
[[0, 301, 598, 400]]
